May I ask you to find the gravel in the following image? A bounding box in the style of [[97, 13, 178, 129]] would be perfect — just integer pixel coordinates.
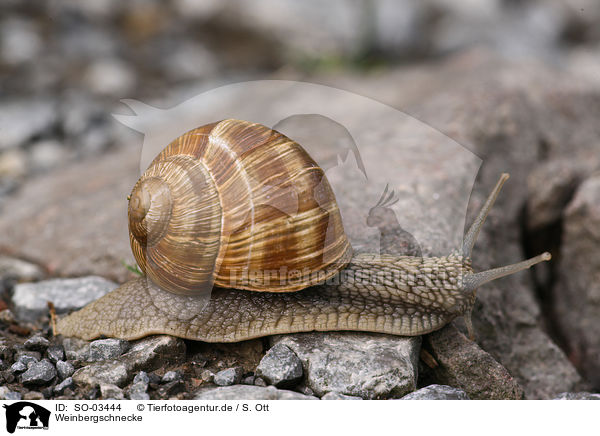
[[400, 385, 470, 400], [214, 367, 243, 386], [20, 359, 56, 386], [194, 385, 319, 400], [56, 360, 75, 379], [88, 338, 129, 361], [255, 344, 303, 388]]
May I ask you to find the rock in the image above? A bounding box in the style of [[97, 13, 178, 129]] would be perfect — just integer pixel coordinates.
[[0, 146, 140, 283], [100, 383, 124, 400], [83, 58, 136, 97], [161, 370, 182, 383], [15, 352, 41, 364], [0, 99, 57, 150], [62, 337, 90, 361], [11, 361, 27, 373], [194, 385, 319, 400], [88, 339, 129, 361], [56, 360, 75, 380], [23, 391, 44, 400], [0, 17, 42, 66], [214, 367, 243, 386], [54, 377, 74, 395], [254, 377, 267, 387], [321, 392, 363, 400], [0, 309, 16, 324], [554, 174, 600, 389], [2, 389, 22, 401], [127, 382, 149, 400], [24, 336, 50, 352], [270, 333, 420, 399], [72, 361, 129, 388], [526, 160, 584, 230], [423, 325, 523, 400], [554, 392, 600, 400], [20, 359, 57, 386], [200, 369, 214, 383], [133, 371, 150, 385], [12, 276, 118, 321], [0, 256, 43, 282], [255, 344, 303, 388], [120, 336, 186, 374], [29, 139, 69, 173], [400, 384, 469, 400], [241, 375, 255, 385], [47, 345, 65, 363], [159, 380, 186, 397]]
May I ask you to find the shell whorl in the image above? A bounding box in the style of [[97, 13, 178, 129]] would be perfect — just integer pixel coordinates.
[[128, 119, 352, 296]]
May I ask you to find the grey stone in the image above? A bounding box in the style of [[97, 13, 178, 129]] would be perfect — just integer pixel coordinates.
[[271, 332, 420, 399], [12, 276, 118, 321], [15, 352, 41, 364], [54, 377, 74, 395], [0, 99, 57, 150], [0, 309, 16, 324], [11, 361, 27, 373], [72, 361, 128, 388], [56, 360, 75, 379], [161, 371, 182, 383], [321, 392, 363, 400], [554, 174, 600, 389], [88, 338, 129, 361], [554, 392, 600, 400], [401, 385, 469, 400], [24, 336, 50, 352], [214, 367, 243, 386], [424, 325, 523, 400], [241, 375, 255, 385], [254, 377, 267, 387], [4, 390, 22, 401], [194, 385, 319, 400], [21, 359, 57, 386], [62, 337, 90, 361], [47, 345, 65, 363], [23, 391, 44, 400], [120, 336, 186, 373], [127, 382, 149, 400], [200, 370, 214, 383], [133, 371, 150, 386], [0, 256, 43, 282], [100, 383, 124, 400], [158, 380, 185, 397], [29, 139, 69, 173], [256, 344, 303, 388]]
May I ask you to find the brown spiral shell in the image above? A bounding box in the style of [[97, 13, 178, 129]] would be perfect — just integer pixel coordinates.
[[128, 119, 353, 296]]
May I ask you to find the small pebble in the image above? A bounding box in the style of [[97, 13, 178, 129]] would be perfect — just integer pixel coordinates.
[[254, 377, 267, 387], [24, 335, 50, 352], [128, 382, 150, 400], [23, 391, 44, 400], [133, 371, 150, 386], [5, 391, 22, 400], [158, 380, 185, 397], [56, 360, 75, 379], [255, 344, 303, 388], [47, 345, 65, 363], [21, 359, 57, 386], [11, 360, 27, 373], [16, 352, 40, 365], [242, 375, 255, 385], [54, 377, 74, 395], [100, 383, 124, 400], [161, 370, 182, 383], [214, 367, 243, 386], [200, 369, 214, 383], [147, 372, 161, 385], [88, 338, 129, 361]]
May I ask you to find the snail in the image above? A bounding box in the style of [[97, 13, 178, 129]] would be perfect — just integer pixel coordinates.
[[54, 119, 551, 342]]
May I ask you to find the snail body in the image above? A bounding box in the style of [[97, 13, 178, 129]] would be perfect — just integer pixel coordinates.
[[55, 120, 551, 342]]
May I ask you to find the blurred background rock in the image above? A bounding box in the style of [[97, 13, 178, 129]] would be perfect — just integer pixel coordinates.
[[1, 0, 599, 397]]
